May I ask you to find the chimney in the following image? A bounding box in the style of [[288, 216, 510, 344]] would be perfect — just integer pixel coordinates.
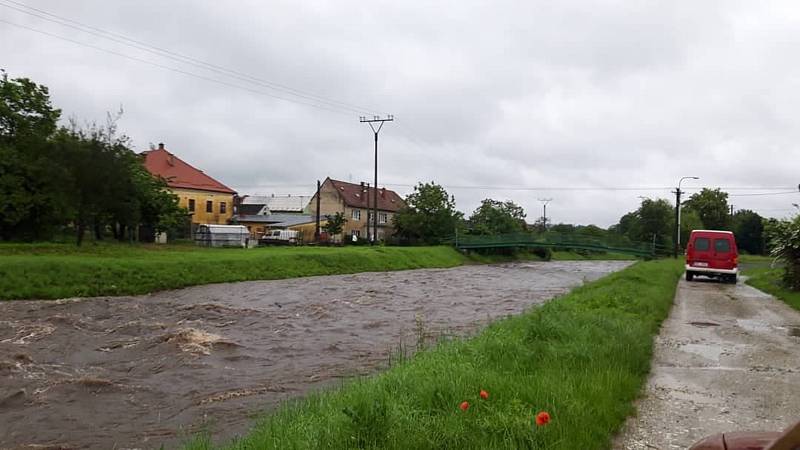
[[360, 182, 365, 192], [158, 142, 165, 150], [380, 187, 386, 197]]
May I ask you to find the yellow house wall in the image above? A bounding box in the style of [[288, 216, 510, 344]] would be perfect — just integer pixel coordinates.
[[171, 188, 234, 225]]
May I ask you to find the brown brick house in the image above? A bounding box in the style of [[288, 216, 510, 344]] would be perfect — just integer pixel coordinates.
[[308, 178, 405, 241]]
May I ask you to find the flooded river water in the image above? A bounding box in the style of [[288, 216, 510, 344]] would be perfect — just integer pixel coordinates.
[[0, 261, 629, 449]]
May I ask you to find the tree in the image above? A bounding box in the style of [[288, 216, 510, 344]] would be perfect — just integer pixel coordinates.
[[684, 188, 730, 230], [0, 71, 67, 240], [323, 212, 347, 242], [611, 198, 674, 251], [468, 199, 527, 235], [393, 182, 463, 244], [732, 209, 765, 255]]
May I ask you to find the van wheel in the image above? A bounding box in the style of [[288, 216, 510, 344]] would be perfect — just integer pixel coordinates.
[[686, 271, 694, 282], [729, 275, 738, 284]]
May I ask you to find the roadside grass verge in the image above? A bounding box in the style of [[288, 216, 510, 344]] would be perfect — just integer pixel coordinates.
[[186, 259, 683, 450], [0, 245, 464, 300], [743, 266, 800, 312]]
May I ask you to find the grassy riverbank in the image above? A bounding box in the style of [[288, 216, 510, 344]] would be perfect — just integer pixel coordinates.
[[186, 259, 682, 450], [0, 243, 639, 300], [0, 244, 466, 300]]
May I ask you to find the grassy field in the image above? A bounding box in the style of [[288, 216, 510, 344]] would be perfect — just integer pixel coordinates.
[[0, 243, 641, 300], [739, 255, 800, 312], [185, 259, 683, 450]]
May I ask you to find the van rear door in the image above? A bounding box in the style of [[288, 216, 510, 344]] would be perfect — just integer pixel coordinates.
[[710, 236, 735, 270], [689, 234, 713, 268]]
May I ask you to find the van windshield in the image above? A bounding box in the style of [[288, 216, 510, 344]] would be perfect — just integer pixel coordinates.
[[714, 239, 730, 253], [694, 237, 710, 251]]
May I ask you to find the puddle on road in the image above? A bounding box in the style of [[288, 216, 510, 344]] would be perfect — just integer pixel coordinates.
[[789, 327, 800, 337], [688, 321, 720, 327], [0, 261, 631, 450]]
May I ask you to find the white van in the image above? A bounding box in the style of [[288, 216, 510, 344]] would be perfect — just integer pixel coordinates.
[[262, 229, 299, 244]]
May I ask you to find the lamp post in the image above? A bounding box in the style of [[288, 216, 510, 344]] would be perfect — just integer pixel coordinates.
[[674, 176, 699, 258]]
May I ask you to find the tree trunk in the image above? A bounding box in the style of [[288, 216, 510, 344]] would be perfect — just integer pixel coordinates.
[[76, 220, 85, 246], [94, 221, 103, 240]]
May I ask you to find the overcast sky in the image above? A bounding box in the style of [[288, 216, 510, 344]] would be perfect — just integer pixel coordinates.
[[2, 1, 799, 226]]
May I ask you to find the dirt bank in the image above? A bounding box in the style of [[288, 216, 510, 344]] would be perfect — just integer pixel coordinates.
[[614, 277, 800, 449], [0, 261, 629, 450]]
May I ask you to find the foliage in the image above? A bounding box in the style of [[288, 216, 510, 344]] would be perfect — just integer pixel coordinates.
[[183, 260, 683, 450], [393, 182, 463, 244], [610, 198, 674, 252], [732, 209, 765, 254], [468, 199, 527, 235], [0, 72, 184, 244], [322, 211, 347, 239], [767, 216, 800, 290], [744, 266, 800, 311], [683, 188, 730, 230]]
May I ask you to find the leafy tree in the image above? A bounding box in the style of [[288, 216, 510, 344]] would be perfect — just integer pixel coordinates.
[[732, 209, 765, 255], [0, 71, 68, 240], [684, 188, 730, 230], [468, 199, 527, 235], [393, 182, 463, 244], [323, 212, 347, 242], [611, 198, 674, 251]]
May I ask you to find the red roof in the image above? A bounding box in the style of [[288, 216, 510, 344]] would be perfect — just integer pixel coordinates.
[[327, 178, 405, 212], [142, 146, 236, 194]]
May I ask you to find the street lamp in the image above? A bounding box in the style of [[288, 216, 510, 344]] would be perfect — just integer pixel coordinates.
[[674, 176, 699, 257]]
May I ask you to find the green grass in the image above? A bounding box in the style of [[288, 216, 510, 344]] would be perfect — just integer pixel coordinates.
[[0, 243, 465, 300], [185, 259, 683, 450], [742, 262, 800, 312], [0, 243, 642, 300]]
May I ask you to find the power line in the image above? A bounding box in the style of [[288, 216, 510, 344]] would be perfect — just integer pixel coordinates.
[[0, 18, 355, 116], [0, 0, 384, 116]]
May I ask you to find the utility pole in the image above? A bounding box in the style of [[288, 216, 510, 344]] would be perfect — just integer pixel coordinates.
[[674, 176, 699, 258], [360, 115, 393, 244], [314, 180, 321, 242], [538, 198, 552, 232]]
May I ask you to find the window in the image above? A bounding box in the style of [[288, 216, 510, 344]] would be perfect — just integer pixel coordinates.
[[352, 209, 361, 221], [220, 202, 227, 214], [714, 239, 730, 253], [379, 212, 388, 224], [188, 199, 195, 212], [206, 200, 213, 213], [351, 229, 361, 237], [694, 238, 710, 251]]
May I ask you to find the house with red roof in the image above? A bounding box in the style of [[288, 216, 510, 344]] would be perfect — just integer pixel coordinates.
[[308, 177, 405, 241], [141, 143, 236, 226]]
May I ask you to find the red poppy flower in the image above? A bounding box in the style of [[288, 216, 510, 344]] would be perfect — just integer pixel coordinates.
[[479, 390, 489, 400], [535, 411, 551, 426], [459, 401, 470, 411]]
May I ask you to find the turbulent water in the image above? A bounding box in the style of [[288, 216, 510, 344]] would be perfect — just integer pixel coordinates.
[[0, 261, 630, 449]]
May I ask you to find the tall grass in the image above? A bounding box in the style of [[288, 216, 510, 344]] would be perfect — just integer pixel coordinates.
[[186, 259, 682, 450], [744, 266, 800, 311]]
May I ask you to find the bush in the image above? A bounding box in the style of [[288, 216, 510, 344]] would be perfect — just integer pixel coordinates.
[[768, 216, 800, 290]]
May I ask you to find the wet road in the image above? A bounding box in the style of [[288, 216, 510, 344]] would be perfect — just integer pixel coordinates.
[[614, 277, 800, 449], [0, 261, 629, 450]]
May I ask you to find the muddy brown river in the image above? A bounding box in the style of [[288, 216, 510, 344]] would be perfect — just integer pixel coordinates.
[[0, 261, 630, 450]]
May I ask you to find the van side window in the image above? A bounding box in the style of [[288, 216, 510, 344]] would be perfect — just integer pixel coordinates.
[[714, 239, 730, 253], [694, 238, 710, 251]]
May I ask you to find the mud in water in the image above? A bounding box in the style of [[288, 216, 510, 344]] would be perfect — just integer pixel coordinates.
[[0, 261, 629, 450]]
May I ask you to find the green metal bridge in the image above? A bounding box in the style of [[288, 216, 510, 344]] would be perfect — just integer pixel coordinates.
[[451, 232, 665, 257]]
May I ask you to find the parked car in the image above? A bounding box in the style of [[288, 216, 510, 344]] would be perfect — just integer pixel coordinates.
[[260, 229, 299, 245], [685, 229, 738, 283]]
